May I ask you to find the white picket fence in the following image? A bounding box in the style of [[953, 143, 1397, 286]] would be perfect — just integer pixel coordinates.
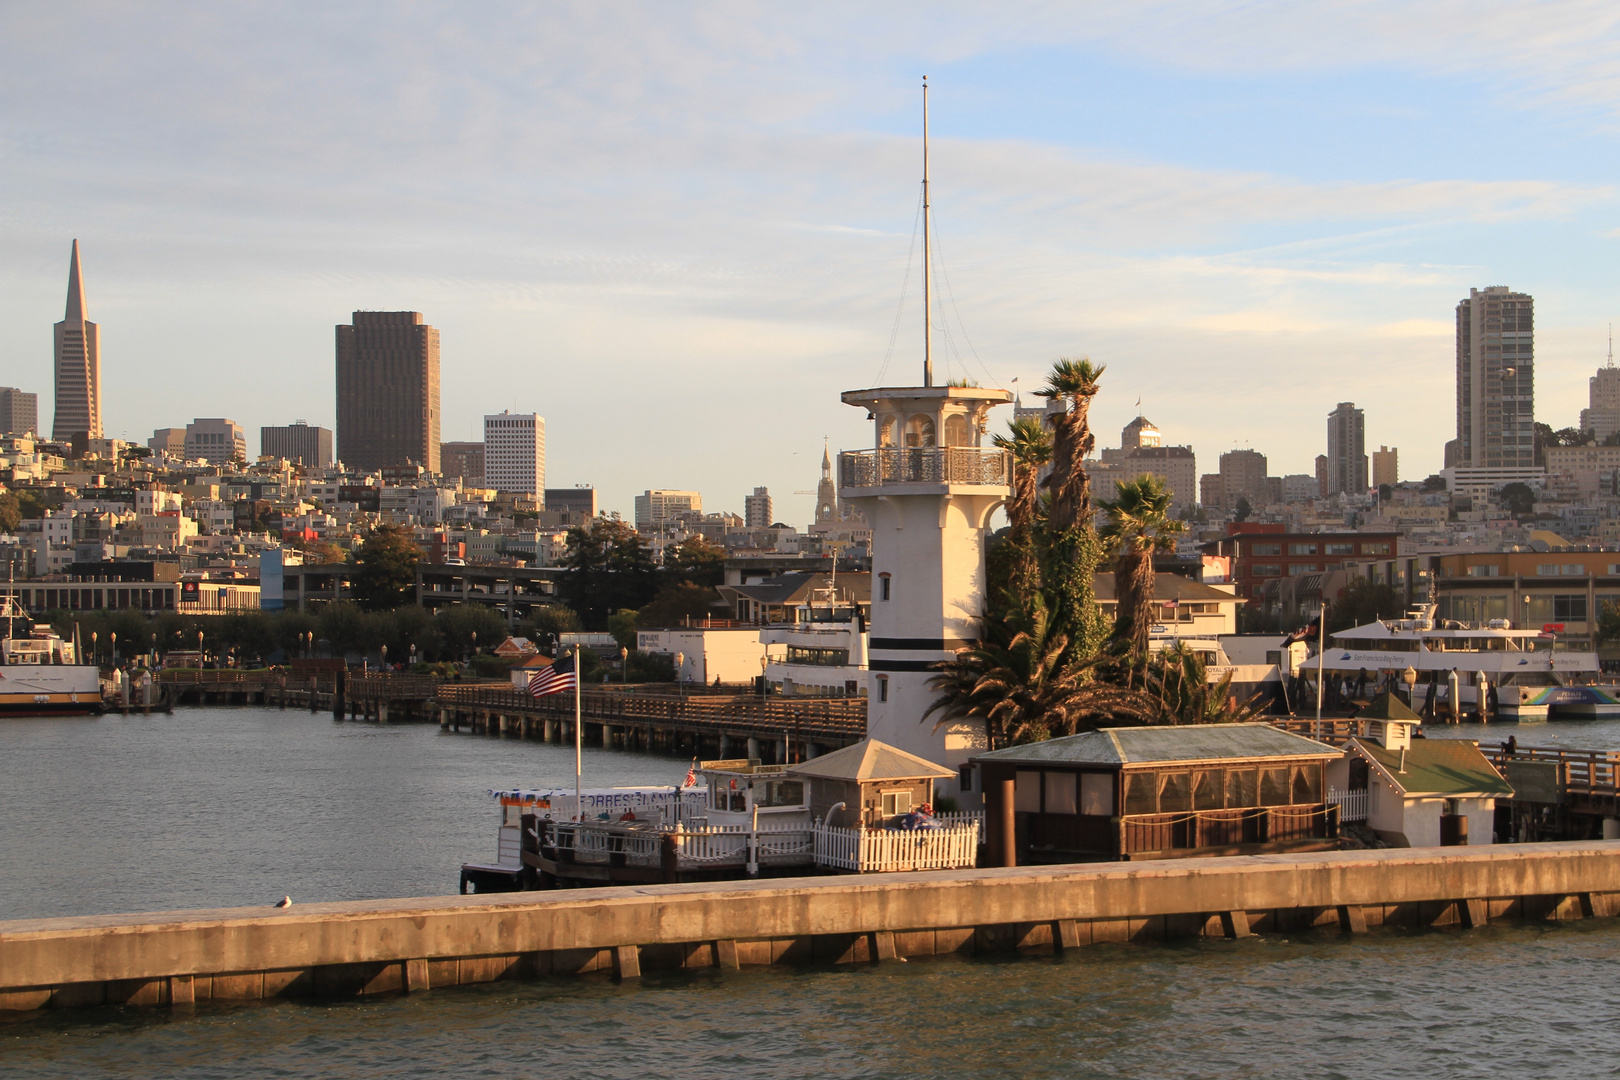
[[1328, 787, 1368, 823], [813, 821, 981, 873]]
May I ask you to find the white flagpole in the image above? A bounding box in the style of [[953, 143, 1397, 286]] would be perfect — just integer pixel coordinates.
[[574, 644, 583, 822], [1314, 604, 1326, 739]]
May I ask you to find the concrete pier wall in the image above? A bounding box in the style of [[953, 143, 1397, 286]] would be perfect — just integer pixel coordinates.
[[4, 842, 1618, 1011]]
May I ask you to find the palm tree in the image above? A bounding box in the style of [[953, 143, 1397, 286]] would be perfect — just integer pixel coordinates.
[[1098, 475, 1186, 657], [1035, 358, 1104, 533], [924, 604, 1162, 747], [1139, 643, 1265, 724], [993, 417, 1052, 607]]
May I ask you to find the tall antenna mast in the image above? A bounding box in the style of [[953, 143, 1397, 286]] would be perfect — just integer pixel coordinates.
[[922, 75, 933, 388], [1609, 323, 1614, 368]]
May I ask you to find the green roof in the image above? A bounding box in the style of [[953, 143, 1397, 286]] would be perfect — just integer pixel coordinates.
[[1352, 738, 1513, 797], [1358, 691, 1422, 723], [974, 723, 1339, 766]]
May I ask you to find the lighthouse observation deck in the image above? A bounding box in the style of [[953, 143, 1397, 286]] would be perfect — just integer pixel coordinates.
[[838, 447, 1010, 489]]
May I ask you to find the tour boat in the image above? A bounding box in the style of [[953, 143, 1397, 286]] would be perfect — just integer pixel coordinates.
[[1311, 602, 1613, 721], [0, 597, 102, 717]]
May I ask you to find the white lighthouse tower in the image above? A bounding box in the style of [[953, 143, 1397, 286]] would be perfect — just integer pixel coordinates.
[[838, 77, 1012, 800]]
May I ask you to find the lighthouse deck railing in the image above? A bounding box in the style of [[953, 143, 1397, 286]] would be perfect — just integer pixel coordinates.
[[839, 448, 1010, 488]]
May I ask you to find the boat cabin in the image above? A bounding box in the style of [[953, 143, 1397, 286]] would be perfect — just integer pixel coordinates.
[[973, 723, 1342, 864], [1327, 692, 1512, 847], [697, 760, 811, 827], [787, 739, 956, 828]]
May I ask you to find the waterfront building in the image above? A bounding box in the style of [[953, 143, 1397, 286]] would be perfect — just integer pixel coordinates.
[[973, 723, 1341, 865], [545, 487, 597, 517], [1372, 446, 1398, 488], [261, 421, 333, 467], [440, 441, 485, 484], [746, 486, 774, 529], [335, 311, 441, 473], [1326, 402, 1367, 495], [1327, 693, 1510, 847], [0, 387, 39, 436], [1198, 523, 1397, 606], [635, 489, 701, 531], [1455, 286, 1534, 469], [52, 240, 102, 441], [483, 411, 544, 494], [183, 418, 247, 466]]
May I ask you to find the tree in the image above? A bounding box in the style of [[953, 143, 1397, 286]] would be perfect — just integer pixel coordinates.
[[1498, 482, 1536, 517], [0, 492, 19, 534], [435, 604, 507, 660], [925, 604, 1162, 746], [664, 536, 726, 589], [1233, 496, 1253, 522], [1597, 600, 1620, 646], [522, 605, 583, 651], [607, 608, 640, 652], [349, 524, 420, 611], [1326, 577, 1403, 634], [1139, 644, 1265, 724], [559, 515, 659, 629], [1035, 358, 1104, 533], [1098, 476, 1186, 658], [638, 582, 717, 628], [1421, 474, 1448, 492], [1533, 421, 1556, 466], [992, 416, 1052, 605]]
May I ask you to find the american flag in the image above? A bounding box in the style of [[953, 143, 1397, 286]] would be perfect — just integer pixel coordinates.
[[527, 653, 578, 698]]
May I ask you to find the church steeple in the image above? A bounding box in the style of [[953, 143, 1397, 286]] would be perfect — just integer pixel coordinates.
[[64, 239, 87, 323], [816, 437, 837, 524]]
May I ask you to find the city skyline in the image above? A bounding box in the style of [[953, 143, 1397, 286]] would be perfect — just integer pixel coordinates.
[[4, 5, 1620, 520]]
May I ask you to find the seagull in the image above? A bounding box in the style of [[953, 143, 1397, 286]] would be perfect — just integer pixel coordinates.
[[275, 896, 292, 908]]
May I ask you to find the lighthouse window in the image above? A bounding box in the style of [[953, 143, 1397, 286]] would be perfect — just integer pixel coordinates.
[[904, 415, 936, 447], [880, 575, 890, 601], [877, 677, 888, 702]]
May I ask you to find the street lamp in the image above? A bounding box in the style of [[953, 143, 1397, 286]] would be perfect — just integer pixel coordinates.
[[675, 652, 685, 696], [470, 631, 478, 662], [1401, 664, 1418, 705], [91, 631, 98, 666], [198, 630, 204, 667], [621, 645, 629, 684], [109, 632, 116, 667], [760, 653, 768, 701], [380, 644, 388, 672], [410, 642, 417, 668]]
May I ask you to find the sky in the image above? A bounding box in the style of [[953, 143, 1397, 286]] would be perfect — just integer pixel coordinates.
[[3, 1, 1619, 523]]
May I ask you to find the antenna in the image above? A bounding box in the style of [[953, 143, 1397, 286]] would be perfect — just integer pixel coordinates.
[[922, 75, 933, 388], [1609, 323, 1614, 368]]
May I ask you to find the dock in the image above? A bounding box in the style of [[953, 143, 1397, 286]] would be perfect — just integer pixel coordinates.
[[3, 842, 1618, 1011]]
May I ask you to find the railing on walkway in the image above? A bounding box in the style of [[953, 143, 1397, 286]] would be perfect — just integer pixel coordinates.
[[812, 821, 980, 872], [1482, 746, 1620, 802], [1270, 717, 1362, 745], [1120, 803, 1337, 853], [838, 447, 1010, 488], [544, 820, 815, 871], [347, 672, 440, 700], [1328, 787, 1368, 823], [438, 683, 866, 741]]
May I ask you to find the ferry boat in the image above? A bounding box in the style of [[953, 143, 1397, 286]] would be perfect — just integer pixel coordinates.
[[1310, 602, 1611, 721], [0, 597, 103, 717]]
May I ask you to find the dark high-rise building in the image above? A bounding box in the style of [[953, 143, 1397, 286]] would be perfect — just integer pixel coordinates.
[[545, 487, 597, 517], [440, 441, 485, 483], [1325, 402, 1367, 495], [53, 240, 102, 441], [335, 311, 440, 473], [262, 421, 334, 467], [0, 387, 39, 436], [1456, 286, 1534, 469]]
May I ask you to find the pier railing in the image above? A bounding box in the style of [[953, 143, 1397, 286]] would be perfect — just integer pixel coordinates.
[[347, 672, 440, 700], [1119, 803, 1337, 853], [1482, 746, 1620, 803], [437, 683, 866, 741]]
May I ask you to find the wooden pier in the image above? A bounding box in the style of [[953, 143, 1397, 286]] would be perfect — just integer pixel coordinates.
[[434, 683, 867, 763]]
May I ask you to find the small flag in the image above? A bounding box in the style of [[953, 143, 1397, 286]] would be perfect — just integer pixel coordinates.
[[683, 759, 698, 788], [527, 653, 578, 698]]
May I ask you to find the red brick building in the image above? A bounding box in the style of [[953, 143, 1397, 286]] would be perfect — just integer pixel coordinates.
[[1200, 523, 1398, 606]]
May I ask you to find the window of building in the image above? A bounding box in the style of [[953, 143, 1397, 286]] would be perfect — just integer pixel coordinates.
[[881, 791, 912, 816], [1467, 565, 1500, 577], [1251, 565, 1282, 578], [1561, 565, 1586, 576], [1079, 773, 1113, 815], [1555, 595, 1588, 622], [876, 676, 887, 703], [1015, 771, 1042, 813], [879, 574, 890, 601], [1251, 543, 1281, 556], [1536, 565, 1560, 576], [1288, 564, 1319, 575], [1043, 772, 1077, 815], [1361, 543, 1391, 555], [1288, 543, 1317, 556], [1325, 543, 1354, 555], [958, 765, 976, 793]]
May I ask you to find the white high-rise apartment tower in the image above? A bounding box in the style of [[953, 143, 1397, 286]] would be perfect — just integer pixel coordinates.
[[1455, 287, 1534, 468], [483, 412, 545, 494]]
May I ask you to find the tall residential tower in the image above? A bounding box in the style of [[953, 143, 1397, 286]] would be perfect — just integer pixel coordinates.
[[53, 240, 102, 441], [1455, 287, 1534, 469], [1326, 402, 1367, 495], [335, 311, 441, 473], [483, 411, 545, 494]]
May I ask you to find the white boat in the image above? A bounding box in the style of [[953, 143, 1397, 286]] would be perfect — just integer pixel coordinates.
[[1309, 602, 1613, 721], [0, 597, 102, 717]]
